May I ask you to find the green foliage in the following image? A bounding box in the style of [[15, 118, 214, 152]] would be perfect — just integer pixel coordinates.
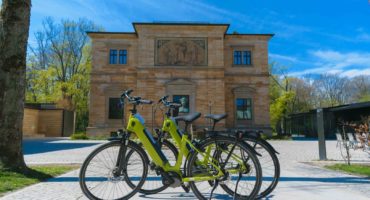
[[26, 18, 99, 132], [325, 164, 370, 177], [0, 165, 77, 195], [270, 91, 295, 133], [358, 94, 370, 102], [261, 134, 292, 140], [26, 67, 59, 103], [70, 132, 89, 140]]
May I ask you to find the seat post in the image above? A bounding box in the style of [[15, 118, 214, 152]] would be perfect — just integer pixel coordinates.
[[212, 120, 217, 131]]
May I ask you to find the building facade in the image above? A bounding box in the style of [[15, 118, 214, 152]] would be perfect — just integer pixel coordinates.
[[87, 22, 273, 136]]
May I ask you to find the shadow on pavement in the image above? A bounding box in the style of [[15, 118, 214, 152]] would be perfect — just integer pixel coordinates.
[[48, 176, 370, 184], [23, 139, 101, 155]]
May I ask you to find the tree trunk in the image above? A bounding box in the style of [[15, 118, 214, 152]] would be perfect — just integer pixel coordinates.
[[0, 0, 31, 169]]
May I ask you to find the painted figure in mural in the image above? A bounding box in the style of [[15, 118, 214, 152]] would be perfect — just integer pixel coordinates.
[[179, 97, 189, 113]]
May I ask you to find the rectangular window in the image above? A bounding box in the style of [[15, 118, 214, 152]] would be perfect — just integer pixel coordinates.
[[109, 49, 117, 64], [234, 50, 252, 66], [234, 51, 242, 65], [243, 51, 251, 65], [119, 49, 127, 64], [236, 98, 252, 120], [173, 95, 190, 113], [109, 98, 123, 119]]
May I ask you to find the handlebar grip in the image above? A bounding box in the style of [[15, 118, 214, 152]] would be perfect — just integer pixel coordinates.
[[140, 99, 153, 104], [165, 102, 181, 108], [126, 89, 133, 95], [121, 89, 133, 98], [158, 95, 169, 103]]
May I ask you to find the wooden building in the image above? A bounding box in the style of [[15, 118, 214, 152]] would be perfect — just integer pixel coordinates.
[[287, 101, 370, 138], [23, 103, 75, 137]]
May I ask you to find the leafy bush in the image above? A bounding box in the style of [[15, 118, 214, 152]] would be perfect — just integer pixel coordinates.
[[261, 134, 291, 140], [70, 132, 89, 140]]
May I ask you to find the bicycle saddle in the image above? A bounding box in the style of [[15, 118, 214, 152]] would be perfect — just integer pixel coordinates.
[[174, 112, 201, 123], [205, 113, 227, 122]]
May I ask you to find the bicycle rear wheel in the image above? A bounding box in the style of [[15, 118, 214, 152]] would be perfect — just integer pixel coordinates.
[[79, 140, 148, 200], [187, 136, 262, 200], [244, 137, 280, 199]]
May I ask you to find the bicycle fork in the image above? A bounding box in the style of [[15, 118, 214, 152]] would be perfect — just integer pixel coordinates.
[[113, 132, 131, 177]]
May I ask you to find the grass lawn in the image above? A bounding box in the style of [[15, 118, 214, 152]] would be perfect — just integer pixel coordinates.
[[325, 164, 370, 177], [0, 165, 78, 196]]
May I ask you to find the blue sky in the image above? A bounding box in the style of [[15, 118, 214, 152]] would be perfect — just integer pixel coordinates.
[[7, 0, 370, 77]]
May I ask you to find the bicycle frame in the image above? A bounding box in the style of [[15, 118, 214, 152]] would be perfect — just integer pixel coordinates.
[[126, 112, 245, 183]]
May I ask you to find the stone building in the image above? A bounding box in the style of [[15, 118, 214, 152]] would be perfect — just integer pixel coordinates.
[[87, 22, 273, 136]]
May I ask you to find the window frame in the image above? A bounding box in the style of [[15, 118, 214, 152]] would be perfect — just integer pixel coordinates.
[[235, 98, 253, 120], [108, 97, 123, 120], [118, 49, 127, 64], [109, 49, 118, 64], [109, 48, 128, 65], [232, 47, 253, 67]]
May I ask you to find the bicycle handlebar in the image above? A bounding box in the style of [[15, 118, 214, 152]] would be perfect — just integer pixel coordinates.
[[120, 89, 153, 105], [158, 95, 182, 109], [158, 95, 169, 103]]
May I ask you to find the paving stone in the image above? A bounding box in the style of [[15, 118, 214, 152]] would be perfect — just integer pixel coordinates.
[[1, 139, 369, 200]]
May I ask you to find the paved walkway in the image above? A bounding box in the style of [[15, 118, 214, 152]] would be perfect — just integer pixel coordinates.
[[1, 138, 369, 200]]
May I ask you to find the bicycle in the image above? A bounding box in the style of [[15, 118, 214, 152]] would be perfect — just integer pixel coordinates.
[[79, 89, 262, 200], [144, 95, 279, 199]]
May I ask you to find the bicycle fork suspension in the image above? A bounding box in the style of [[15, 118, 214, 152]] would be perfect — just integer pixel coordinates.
[[114, 132, 131, 177]]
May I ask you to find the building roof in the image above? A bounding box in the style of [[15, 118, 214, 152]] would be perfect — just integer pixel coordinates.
[[24, 103, 63, 110], [289, 101, 370, 117], [329, 101, 370, 112], [87, 22, 274, 37]]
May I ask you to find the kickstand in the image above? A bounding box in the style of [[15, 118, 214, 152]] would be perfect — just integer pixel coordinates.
[[209, 179, 219, 200], [233, 172, 242, 200]]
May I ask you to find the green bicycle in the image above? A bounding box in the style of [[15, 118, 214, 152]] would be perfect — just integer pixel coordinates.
[[79, 89, 262, 199], [142, 95, 279, 199]]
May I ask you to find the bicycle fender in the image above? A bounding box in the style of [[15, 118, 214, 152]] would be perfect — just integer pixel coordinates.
[[243, 142, 262, 157], [257, 138, 280, 154]]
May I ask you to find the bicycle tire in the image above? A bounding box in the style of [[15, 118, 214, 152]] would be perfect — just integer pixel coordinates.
[[243, 137, 280, 199], [79, 140, 148, 200], [187, 135, 262, 200]]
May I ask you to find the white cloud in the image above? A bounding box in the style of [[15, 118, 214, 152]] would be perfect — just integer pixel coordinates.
[[269, 53, 297, 62], [340, 69, 370, 78], [311, 50, 370, 68], [289, 50, 370, 77]]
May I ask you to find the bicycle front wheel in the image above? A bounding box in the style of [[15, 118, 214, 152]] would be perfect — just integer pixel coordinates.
[[187, 136, 262, 200], [79, 140, 148, 200], [137, 139, 179, 194]]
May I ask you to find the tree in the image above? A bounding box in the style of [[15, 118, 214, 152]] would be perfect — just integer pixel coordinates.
[[289, 77, 315, 112], [27, 17, 100, 131], [350, 75, 370, 102], [0, 0, 31, 169], [313, 73, 352, 107], [270, 91, 295, 133]]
